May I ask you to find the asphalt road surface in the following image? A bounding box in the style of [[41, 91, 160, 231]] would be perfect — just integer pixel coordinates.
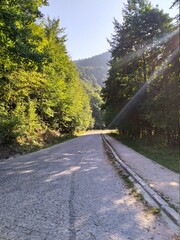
[[0, 133, 178, 240]]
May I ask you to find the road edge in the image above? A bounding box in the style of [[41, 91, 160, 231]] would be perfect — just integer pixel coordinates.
[[101, 134, 180, 227]]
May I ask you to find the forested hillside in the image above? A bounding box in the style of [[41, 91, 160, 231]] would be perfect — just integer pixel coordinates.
[[0, 0, 93, 151], [1, 0, 178, 157], [75, 52, 111, 128], [102, 0, 179, 147], [75, 52, 110, 87]]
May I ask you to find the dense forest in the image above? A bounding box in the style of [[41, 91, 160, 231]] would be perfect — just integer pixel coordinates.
[[75, 52, 110, 128], [102, 0, 179, 147], [0, 0, 179, 153], [0, 0, 94, 149], [75, 52, 110, 87]]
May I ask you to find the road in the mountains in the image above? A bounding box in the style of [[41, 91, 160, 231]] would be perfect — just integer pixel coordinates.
[[0, 132, 177, 240]]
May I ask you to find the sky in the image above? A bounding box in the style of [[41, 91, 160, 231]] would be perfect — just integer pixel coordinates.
[[40, 0, 178, 60]]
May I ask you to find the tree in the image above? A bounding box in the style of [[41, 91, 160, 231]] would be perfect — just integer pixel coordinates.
[[0, 0, 48, 73], [170, 0, 180, 20], [102, 0, 178, 145], [42, 18, 93, 132], [0, 12, 93, 145]]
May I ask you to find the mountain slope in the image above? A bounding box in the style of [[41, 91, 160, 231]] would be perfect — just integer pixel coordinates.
[[74, 51, 111, 87]]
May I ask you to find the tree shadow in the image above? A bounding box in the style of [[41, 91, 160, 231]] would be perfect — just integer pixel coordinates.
[[0, 135, 177, 239]]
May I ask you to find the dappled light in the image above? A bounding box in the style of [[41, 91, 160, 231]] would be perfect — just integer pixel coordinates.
[[104, 134, 179, 213], [113, 195, 136, 206], [135, 211, 155, 229], [169, 182, 179, 187], [18, 170, 34, 174], [1, 134, 175, 239], [0, 0, 179, 239], [45, 166, 81, 182], [150, 181, 179, 189], [82, 166, 98, 172]]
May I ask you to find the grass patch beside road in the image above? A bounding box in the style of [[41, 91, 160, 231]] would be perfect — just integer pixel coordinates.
[[109, 133, 179, 173]]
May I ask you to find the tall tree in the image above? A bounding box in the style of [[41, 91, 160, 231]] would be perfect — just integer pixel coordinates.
[[0, 11, 93, 144], [0, 0, 48, 73], [42, 18, 93, 132], [102, 0, 178, 145]]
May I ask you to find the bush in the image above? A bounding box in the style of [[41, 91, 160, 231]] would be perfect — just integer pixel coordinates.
[[0, 115, 21, 144]]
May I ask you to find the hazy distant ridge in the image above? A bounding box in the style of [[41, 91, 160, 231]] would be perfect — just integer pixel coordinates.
[[74, 52, 111, 86], [75, 52, 111, 67]]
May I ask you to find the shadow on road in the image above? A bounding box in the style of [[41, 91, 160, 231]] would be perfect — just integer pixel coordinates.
[[0, 134, 177, 239]]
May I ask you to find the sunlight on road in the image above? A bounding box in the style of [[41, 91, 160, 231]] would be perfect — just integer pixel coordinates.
[[81, 129, 117, 135], [45, 166, 81, 182], [170, 182, 179, 187]]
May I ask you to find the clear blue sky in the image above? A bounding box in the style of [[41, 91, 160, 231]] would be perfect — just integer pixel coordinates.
[[40, 0, 178, 60]]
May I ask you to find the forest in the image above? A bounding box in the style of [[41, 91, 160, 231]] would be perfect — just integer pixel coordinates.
[[75, 52, 110, 129], [0, 0, 179, 156], [0, 0, 94, 152], [75, 52, 110, 87], [102, 0, 179, 147]]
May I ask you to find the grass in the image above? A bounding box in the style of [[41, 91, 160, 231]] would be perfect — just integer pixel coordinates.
[[121, 174, 134, 188], [109, 133, 179, 173], [150, 207, 160, 215]]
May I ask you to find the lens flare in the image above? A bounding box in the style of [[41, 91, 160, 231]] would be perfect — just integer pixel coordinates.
[[108, 47, 179, 128], [114, 27, 179, 69]]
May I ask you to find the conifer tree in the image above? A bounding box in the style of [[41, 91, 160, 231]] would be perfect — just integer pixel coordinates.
[[102, 0, 178, 145]]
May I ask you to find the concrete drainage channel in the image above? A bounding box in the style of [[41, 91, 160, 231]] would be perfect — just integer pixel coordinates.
[[101, 134, 180, 227]]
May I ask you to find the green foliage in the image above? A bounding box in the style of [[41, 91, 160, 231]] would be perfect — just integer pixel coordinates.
[[0, 4, 93, 147], [151, 208, 160, 215], [0, 111, 21, 144], [75, 52, 110, 87], [81, 80, 103, 129], [102, 0, 179, 147], [75, 52, 110, 128], [42, 18, 93, 132], [0, 0, 48, 72]]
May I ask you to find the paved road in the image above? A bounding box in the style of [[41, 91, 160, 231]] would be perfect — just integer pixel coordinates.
[[103, 134, 180, 212], [0, 134, 178, 240]]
